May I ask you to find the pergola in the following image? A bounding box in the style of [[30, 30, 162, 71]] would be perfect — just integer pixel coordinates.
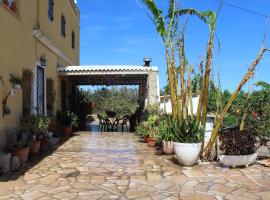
[[57, 65, 160, 112]]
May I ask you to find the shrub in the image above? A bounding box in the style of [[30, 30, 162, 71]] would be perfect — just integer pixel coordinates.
[[219, 126, 257, 155]]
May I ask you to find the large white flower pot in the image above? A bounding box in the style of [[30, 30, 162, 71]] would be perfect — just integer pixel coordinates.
[[173, 142, 202, 166], [219, 153, 258, 168]]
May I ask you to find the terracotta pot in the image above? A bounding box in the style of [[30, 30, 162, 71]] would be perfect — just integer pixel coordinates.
[[62, 127, 72, 137], [40, 138, 49, 151], [147, 138, 156, 147], [144, 136, 151, 143], [11, 146, 29, 164], [30, 140, 41, 156], [162, 141, 174, 155]]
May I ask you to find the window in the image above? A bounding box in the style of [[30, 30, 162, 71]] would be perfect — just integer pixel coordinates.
[[48, 0, 54, 22], [61, 14, 66, 37], [71, 31, 75, 49]]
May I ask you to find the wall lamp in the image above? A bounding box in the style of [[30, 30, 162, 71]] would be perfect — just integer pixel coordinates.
[[40, 55, 47, 67]]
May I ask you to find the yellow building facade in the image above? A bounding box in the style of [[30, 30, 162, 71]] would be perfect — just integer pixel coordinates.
[[0, 0, 80, 145]]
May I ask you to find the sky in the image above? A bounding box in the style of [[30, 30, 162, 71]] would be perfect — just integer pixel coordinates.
[[77, 0, 270, 92]]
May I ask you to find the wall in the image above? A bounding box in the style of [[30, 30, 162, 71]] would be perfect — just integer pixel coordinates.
[[38, 0, 80, 65], [0, 0, 37, 130], [147, 70, 159, 105], [0, 0, 80, 149]]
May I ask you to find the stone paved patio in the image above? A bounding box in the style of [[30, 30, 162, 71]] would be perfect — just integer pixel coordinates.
[[0, 132, 270, 200]]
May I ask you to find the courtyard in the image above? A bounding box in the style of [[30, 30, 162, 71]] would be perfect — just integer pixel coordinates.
[[0, 130, 270, 200]]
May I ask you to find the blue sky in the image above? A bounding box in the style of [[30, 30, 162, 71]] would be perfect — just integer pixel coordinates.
[[77, 0, 270, 91]]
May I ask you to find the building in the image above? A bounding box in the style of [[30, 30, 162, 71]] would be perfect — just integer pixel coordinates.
[[0, 0, 80, 148]]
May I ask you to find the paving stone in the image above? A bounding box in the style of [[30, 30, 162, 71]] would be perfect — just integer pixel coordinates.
[[125, 190, 151, 199], [130, 175, 146, 181], [78, 190, 107, 196], [147, 172, 162, 181], [20, 191, 46, 200], [210, 183, 235, 194], [181, 194, 216, 200], [38, 174, 60, 185]]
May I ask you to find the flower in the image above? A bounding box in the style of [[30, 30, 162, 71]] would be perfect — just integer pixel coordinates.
[[252, 111, 257, 119]]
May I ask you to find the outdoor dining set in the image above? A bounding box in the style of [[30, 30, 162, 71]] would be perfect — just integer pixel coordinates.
[[97, 111, 129, 132]]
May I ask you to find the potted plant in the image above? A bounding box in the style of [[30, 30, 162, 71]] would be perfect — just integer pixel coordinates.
[[156, 115, 175, 154], [218, 82, 270, 168], [145, 115, 159, 147], [218, 126, 258, 168], [9, 74, 23, 90], [40, 131, 53, 151], [172, 119, 204, 166], [135, 122, 148, 142], [6, 130, 31, 164], [21, 115, 50, 156], [57, 111, 78, 137]]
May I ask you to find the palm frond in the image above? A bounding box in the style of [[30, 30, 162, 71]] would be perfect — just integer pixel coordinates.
[[140, 0, 166, 37], [202, 11, 217, 32], [255, 81, 270, 90], [167, 0, 176, 19], [176, 9, 208, 23]]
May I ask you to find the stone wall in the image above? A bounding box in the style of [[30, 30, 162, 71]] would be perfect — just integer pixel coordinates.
[[147, 71, 159, 105]]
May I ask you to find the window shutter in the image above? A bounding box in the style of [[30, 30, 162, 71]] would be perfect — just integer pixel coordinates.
[[61, 14, 66, 37], [48, 0, 54, 21], [46, 78, 55, 117], [22, 70, 33, 117]]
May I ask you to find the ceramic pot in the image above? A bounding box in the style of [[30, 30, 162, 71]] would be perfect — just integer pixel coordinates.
[[173, 142, 202, 166], [219, 153, 258, 168], [11, 146, 30, 164], [162, 141, 174, 155]]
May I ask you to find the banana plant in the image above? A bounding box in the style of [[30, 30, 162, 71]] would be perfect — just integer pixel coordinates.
[[138, 0, 208, 121]]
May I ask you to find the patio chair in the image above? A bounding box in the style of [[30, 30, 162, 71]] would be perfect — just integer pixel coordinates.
[[97, 114, 106, 131], [115, 115, 129, 132], [103, 118, 113, 131]]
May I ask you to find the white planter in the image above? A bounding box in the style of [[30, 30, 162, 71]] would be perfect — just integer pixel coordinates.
[[162, 141, 174, 155], [173, 142, 202, 166], [219, 153, 258, 168]]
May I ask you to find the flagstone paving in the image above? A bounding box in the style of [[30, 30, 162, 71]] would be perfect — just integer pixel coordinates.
[[0, 132, 270, 200]]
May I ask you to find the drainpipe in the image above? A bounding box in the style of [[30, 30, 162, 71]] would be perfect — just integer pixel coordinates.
[[35, 0, 40, 58]]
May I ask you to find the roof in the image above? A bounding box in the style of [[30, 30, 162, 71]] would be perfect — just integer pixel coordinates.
[[57, 65, 158, 75]]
